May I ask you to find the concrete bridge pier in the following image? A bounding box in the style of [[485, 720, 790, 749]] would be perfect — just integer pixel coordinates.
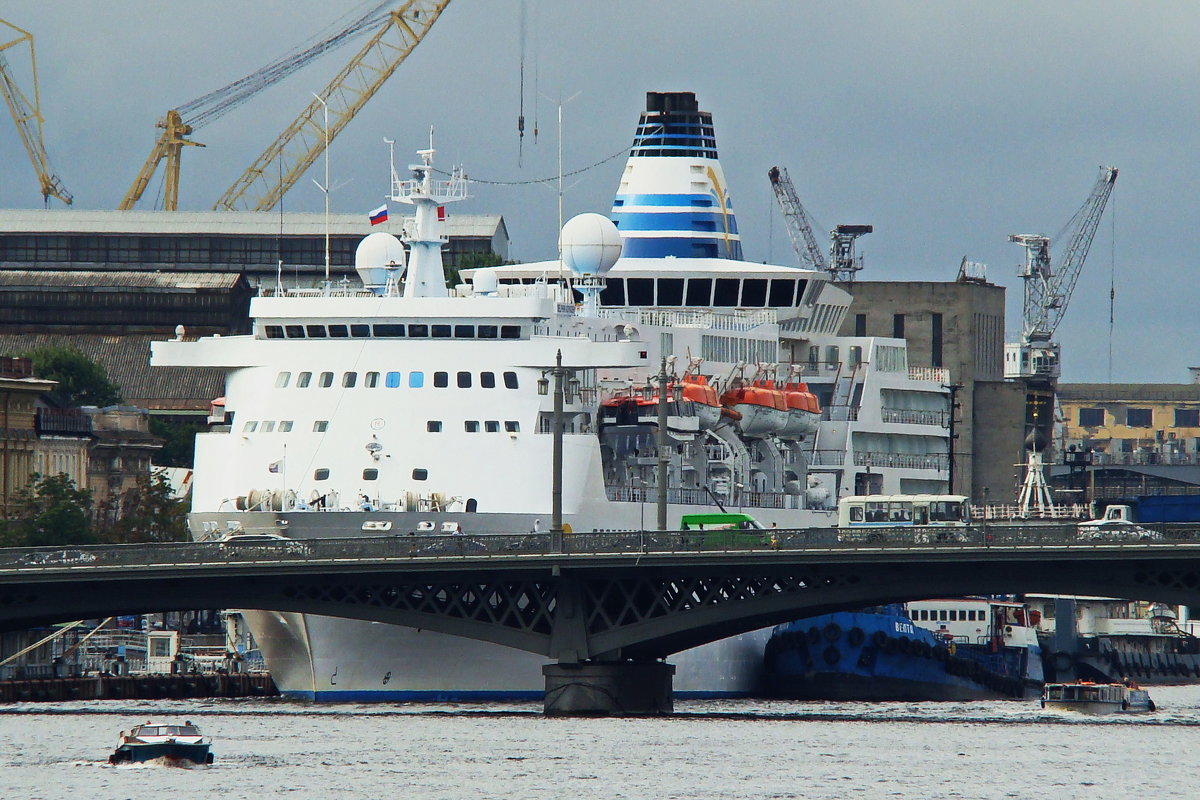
[[542, 661, 676, 716]]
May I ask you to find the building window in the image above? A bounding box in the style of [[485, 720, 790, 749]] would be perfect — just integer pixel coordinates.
[[275, 371, 291, 388], [480, 372, 496, 389], [313, 420, 329, 432], [893, 314, 905, 339], [1078, 408, 1105, 427], [854, 313, 866, 337], [503, 371, 519, 389], [319, 371, 334, 388], [457, 371, 472, 388], [464, 420, 480, 432], [297, 372, 312, 388], [1175, 408, 1200, 427], [1126, 408, 1152, 427], [314, 468, 330, 480], [412, 468, 428, 481], [433, 371, 449, 388], [363, 469, 379, 480], [427, 421, 442, 432]]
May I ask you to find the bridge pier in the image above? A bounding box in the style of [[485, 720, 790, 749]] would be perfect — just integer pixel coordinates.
[[542, 661, 675, 716]]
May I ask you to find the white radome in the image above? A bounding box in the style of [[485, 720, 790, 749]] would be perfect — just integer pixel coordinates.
[[355, 232, 407, 290], [559, 213, 622, 276]]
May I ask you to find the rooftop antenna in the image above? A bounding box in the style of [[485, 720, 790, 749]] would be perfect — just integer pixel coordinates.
[[517, 0, 526, 165]]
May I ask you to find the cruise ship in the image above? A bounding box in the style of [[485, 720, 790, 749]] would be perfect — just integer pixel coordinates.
[[153, 91, 955, 701]]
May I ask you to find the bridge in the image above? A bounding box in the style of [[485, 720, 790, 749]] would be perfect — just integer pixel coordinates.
[[3, 523, 1200, 714]]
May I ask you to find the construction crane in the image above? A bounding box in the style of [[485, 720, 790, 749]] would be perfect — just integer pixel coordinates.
[[1006, 166, 1118, 382], [119, 0, 449, 212], [0, 18, 72, 205], [768, 165, 872, 280]]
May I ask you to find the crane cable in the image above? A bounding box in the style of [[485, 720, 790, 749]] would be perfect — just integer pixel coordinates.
[[1108, 192, 1116, 383]]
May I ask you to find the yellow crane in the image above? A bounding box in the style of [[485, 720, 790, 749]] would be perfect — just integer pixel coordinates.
[[0, 18, 72, 205], [119, 0, 449, 212]]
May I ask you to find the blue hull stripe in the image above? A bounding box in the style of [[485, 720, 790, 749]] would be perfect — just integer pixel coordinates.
[[621, 237, 744, 260], [612, 211, 739, 235], [613, 194, 734, 209]]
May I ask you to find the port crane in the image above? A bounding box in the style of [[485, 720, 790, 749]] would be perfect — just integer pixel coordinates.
[[1008, 166, 1118, 517], [0, 18, 72, 205], [768, 165, 871, 280], [120, 0, 450, 211]]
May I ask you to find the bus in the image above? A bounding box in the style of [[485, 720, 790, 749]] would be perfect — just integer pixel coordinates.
[[679, 513, 770, 547], [837, 494, 971, 543]]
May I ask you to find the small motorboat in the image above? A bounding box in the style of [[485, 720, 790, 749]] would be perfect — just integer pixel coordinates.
[[1041, 681, 1156, 714], [108, 721, 214, 765]]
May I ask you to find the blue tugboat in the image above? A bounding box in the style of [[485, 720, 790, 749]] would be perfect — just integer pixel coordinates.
[[764, 598, 1044, 701], [108, 721, 213, 765]]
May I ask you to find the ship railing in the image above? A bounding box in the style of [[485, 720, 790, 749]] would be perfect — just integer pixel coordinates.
[[854, 451, 949, 471], [596, 307, 777, 331], [810, 449, 846, 466], [908, 366, 951, 383], [881, 408, 949, 427], [972, 504, 1092, 521], [603, 486, 796, 509]]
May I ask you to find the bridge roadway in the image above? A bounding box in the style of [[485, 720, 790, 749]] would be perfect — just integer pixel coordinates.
[[3, 523, 1200, 713]]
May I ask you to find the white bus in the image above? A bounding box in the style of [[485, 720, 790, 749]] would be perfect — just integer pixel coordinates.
[[837, 494, 971, 541]]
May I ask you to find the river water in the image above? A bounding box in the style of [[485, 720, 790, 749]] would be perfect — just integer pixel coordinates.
[[3, 686, 1200, 799]]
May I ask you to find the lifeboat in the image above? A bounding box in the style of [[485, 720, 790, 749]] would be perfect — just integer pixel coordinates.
[[679, 374, 727, 430], [777, 380, 821, 440], [721, 380, 789, 437]]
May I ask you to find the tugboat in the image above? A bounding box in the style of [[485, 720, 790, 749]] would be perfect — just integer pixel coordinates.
[[108, 721, 213, 765], [1042, 680, 1156, 714]]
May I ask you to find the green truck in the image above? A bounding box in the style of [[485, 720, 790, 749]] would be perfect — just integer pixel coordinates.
[[679, 513, 771, 548]]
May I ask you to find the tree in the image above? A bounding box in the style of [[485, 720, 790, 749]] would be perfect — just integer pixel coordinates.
[[4, 473, 94, 547], [447, 251, 504, 289], [98, 471, 189, 543], [150, 416, 205, 467], [21, 345, 121, 407]]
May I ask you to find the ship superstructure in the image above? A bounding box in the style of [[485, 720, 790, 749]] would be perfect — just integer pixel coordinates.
[[153, 91, 955, 700]]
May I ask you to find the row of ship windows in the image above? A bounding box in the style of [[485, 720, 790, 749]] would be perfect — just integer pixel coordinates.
[[264, 323, 524, 340], [242, 419, 520, 434], [274, 370, 520, 390], [912, 608, 984, 622], [316, 467, 428, 482]]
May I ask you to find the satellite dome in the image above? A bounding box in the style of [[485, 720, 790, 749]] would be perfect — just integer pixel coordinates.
[[559, 213, 622, 276], [473, 267, 499, 295], [355, 232, 406, 292]]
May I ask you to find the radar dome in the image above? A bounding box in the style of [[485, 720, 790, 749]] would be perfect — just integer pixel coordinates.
[[559, 213, 622, 276], [355, 232, 406, 292], [473, 267, 499, 295]]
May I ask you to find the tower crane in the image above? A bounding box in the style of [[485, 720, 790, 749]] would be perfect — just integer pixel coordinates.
[[0, 18, 72, 205], [768, 165, 872, 280], [119, 0, 450, 211]]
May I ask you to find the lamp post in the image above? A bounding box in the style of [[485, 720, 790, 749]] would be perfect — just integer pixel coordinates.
[[656, 357, 669, 531], [538, 350, 573, 551]]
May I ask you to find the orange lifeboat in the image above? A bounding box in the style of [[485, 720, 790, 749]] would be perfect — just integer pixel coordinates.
[[778, 380, 821, 439], [680, 374, 726, 429], [721, 380, 789, 437]]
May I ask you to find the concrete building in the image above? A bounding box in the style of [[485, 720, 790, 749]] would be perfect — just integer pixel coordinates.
[[835, 278, 1028, 502]]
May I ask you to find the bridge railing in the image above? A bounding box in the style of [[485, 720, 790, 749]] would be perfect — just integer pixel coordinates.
[[4, 522, 1200, 570]]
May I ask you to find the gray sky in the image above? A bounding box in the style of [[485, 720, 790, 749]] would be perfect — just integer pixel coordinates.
[[2, 1, 1196, 384]]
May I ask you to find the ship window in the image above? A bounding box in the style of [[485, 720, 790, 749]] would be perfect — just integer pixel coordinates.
[[500, 325, 522, 339], [485, 420, 500, 433], [768, 279, 796, 307], [265, 325, 284, 339], [328, 324, 348, 338], [627, 278, 654, 306], [373, 324, 406, 337], [409, 371, 424, 388], [949, 610, 957, 621], [478, 325, 498, 339], [464, 420, 480, 432], [433, 371, 449, 388], [480, 372, 496, 388], [385, 371, 401, 388], [741, 278, 767, 307], [713, 278, 739, 306], [408, 324, 429, 338], [678, 278, 710, 307], [306, 325, 327, 338], [504, 420, 520, 433], [296, 372, 312, 388], [279, 421, 293, 432], [454, 324, 475, 338], [412, 468, 428, 481], [939, 610, 948, 621], [275, 371, 291, 388], [365, 372, 379, 388], [350, 324, 370, 338], [342, 372, 357, 388], [243, 421, 257, 433], [432, 324, 452, 338], [466, 498, 478, 512], [363, 469, 378, 480], [600, 279, 625, 306], [285, 325, 305, 338], [261, 421, 276, 433], [504, 371, 519, 389], [825, 346, 839, 367], [427, 421, 442, 432], [657, 278, 684, 306], [319, 372, 334, 387], [313, 421, 328, 432], [314, 468, 330, 481], [457, 371, 472, 388]]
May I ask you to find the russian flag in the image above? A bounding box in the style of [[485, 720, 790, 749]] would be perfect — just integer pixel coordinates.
[[368, 204, 388, 226]]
